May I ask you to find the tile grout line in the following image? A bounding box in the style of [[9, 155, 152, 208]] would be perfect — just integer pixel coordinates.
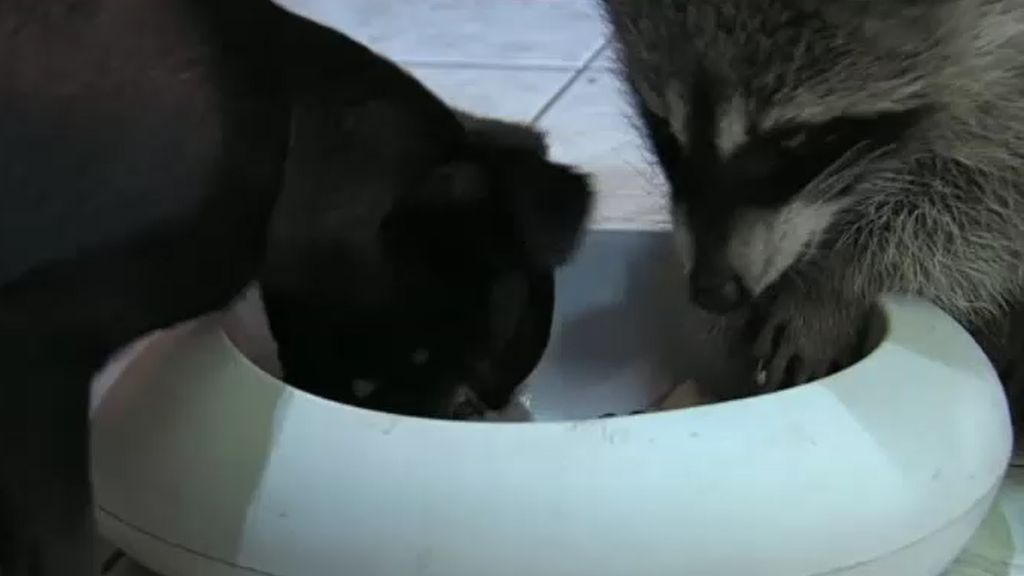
[[529, 38, 610, 126], [397, 59, 581, 72], [100, 549, 126, 574]]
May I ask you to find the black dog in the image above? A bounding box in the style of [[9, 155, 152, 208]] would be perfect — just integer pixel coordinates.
[[0, 1, 591, 573], [263, 109, 587, 419]]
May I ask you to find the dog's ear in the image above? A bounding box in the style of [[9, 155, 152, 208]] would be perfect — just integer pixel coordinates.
[[264, 26, 467, 303], [398, 112, 552, 210], [455, 120, 594, 269], [457, 111, 549, 155], [501, 156, 593, 269], [264, 97, 463, 304]]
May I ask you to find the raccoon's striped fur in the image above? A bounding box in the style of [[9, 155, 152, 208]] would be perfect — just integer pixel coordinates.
[[602, 0, 1024, 416]]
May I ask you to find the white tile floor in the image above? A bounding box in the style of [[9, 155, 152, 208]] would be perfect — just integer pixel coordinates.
[[105, 0, 1024, 574], [284, 0, 607, 68], [286, 0, 672, 232]]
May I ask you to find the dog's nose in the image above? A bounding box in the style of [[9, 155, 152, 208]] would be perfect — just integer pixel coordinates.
[[690, 265, 749, 313]]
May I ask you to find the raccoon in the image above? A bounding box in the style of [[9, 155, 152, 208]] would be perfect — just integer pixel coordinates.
[[601, 0, 1024, 412]]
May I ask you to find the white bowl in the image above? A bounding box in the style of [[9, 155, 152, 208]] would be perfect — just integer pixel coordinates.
[[91, 230, 1012, 576]]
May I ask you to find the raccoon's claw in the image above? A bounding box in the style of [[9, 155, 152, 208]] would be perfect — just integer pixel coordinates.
[[752, 319, 816, 390], [749, 290, 871, 391]]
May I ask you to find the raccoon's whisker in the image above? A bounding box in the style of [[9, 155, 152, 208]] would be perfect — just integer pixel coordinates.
[[805, 143, 896, 203], [806, 143, 869, 188], [802, 166, 861, 203]]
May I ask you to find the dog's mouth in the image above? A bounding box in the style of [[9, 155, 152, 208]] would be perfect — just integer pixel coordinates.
[[256, 270, 556, 421], [447, 385, 491, 420], [446, 272, 555, 420]]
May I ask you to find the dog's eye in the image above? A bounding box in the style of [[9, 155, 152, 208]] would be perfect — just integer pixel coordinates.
[[351, 378, 378, 398], [410, 347, 430, 366]]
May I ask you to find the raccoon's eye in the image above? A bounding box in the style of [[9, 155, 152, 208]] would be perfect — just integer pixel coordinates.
[[778, 129, 809, 149]]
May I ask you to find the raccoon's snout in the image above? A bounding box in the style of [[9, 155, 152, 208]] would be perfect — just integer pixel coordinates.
[[690, 259, 750, 313], [675, 196, 845, 314]]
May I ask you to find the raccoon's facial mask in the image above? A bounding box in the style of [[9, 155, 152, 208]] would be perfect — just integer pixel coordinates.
[[635, 83, 924, 311]]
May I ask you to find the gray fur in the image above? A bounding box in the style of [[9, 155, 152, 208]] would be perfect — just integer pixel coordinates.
[[603, 0, 1024, 406]]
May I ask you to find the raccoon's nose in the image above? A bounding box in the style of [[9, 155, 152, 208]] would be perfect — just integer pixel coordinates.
[[690, 265, 749, 314]]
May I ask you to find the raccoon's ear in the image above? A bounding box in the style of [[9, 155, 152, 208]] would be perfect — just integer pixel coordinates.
[[816, 0, 958, 49], [501, 155, 594, 269]]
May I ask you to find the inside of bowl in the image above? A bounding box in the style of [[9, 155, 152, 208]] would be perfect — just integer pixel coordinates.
[[509, 229, 752, 420], [221, 229, 756, 422]]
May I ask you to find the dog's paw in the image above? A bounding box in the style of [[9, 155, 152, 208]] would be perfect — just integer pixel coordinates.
[[748, 286, 873, 392]]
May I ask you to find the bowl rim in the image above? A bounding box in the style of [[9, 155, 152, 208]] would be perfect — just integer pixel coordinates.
[[210, 294, 980, 429]]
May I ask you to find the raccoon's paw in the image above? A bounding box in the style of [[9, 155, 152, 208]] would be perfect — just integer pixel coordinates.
[[748, 289, 873, 392]]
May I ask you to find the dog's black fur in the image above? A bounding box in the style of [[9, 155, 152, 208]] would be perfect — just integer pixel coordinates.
[[262, 109, 588, 418], [0, 1, 592, 573]]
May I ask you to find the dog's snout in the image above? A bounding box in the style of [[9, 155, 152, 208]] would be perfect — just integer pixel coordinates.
[[690, 263, 749, 313]]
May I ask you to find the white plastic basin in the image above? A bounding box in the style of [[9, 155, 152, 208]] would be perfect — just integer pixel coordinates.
[[91, 230, 1012, 576]]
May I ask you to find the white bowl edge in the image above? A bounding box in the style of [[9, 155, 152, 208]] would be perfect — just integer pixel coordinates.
[[91, 295, 1013, 576]]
